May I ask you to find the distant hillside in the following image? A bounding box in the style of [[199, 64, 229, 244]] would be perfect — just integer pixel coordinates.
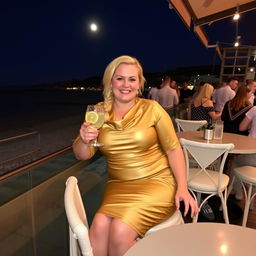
[[29, 64, 220, 89]]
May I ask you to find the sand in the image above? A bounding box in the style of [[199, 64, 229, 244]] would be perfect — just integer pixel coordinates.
[[0, 104, 85, 174]]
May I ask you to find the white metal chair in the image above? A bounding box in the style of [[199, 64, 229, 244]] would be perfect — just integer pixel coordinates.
[[180, 138, 234, 223], [230, 166, 256, 226], [175, 118, 207, 132], [64, 176, 184, 255], [144, 210, 184, 236], [64, 176, 93, 256]]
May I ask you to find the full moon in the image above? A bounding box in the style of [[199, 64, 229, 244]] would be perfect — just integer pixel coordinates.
[[90, 23, 98, 32]]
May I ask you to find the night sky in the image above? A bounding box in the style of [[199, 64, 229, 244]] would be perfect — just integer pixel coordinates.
[[1, 0, 256, 86]]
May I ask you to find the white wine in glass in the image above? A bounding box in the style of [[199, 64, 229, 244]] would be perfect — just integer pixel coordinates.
[[85, 105, 105, 146]]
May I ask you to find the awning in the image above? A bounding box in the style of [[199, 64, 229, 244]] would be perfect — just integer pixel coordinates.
[[169, 0, 256, 47]]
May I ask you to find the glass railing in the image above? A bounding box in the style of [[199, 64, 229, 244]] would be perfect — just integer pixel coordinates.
[[0, 147, 107, 256]]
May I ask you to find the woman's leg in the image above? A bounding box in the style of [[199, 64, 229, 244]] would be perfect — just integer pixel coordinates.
[[108, 218, 138, 256], [89, 213, 112, 256]]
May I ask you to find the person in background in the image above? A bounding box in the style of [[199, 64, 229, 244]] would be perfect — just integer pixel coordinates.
[[230, 106, 256, 200], [157, 75, 179, 110], [246, 79, 256, 105], [73, 55, 198, 256], [212, 77, 238, 112], [179, 81, 194, 104], [221, 84, 252, 135], [147, 79, 161, 101], [190, 83, 221, 123], [192, 81, 205, 99], [170, 79, 180, 98]]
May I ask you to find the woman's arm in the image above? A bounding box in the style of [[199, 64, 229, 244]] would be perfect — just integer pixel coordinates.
[[203, 99, 222, 120], [209, 111, 222, 120], [166, 146, 198, 218], [239, 116, 252, 131], [72, 122, 98, 160]]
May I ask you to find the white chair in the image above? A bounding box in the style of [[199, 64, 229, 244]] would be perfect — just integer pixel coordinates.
[[180, 138, 234, 223], [64, 176, 184, 255], [175, 118, 207, 132], [144, 210, 184, 236], [64, 176, 93, 256], [231, 166, 256, 226]]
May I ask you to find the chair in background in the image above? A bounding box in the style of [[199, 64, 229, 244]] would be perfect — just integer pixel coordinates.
[[180, 138, 234, 223], [175, 118, 207, 132], [230, 166, 256, 226], [64, 176, 184, 254], [64, 176, 93, 256]]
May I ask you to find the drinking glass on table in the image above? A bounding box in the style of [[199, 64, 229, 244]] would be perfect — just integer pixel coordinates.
[[85, 105, 105, 147], [213, 120, 224, 140]]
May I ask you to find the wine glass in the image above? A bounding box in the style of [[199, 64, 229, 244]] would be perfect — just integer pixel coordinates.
[[85, 105, 105, 147]]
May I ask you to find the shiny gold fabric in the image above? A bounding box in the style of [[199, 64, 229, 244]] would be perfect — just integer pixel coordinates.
[[93, 98, 180, 237]]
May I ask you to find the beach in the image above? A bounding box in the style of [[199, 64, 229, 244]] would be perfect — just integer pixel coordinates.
[[0, 89, 103, 173]]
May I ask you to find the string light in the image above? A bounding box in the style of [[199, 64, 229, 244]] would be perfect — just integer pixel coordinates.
[[233, 5, 240, 47], [233, 5, 240, 20], [234, 36, 241, 47], [233, 12, 240, 20]]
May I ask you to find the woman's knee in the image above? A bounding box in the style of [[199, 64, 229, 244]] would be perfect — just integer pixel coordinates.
[[90, 213, 111, 238], [109, 219, 138, 246]]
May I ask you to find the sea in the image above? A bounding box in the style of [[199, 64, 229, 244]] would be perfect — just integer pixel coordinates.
[[0, 88, 104, 133]]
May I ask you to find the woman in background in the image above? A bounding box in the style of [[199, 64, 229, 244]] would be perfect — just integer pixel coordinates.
[[221, 84, 252, 135], [191, 83, 221, 123]]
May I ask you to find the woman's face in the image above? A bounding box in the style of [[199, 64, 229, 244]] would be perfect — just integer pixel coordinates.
[[111, 63, 140, 104]]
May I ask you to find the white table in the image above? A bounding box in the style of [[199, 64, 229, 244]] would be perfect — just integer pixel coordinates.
[[177, 131, 256, 154], [124, 223, 256, 256]]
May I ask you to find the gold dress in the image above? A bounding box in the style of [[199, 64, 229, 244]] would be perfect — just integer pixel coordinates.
[[90, 98, 180, 237]]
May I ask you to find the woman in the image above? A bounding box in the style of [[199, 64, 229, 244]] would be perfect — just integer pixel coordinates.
[[191, 83, 221, 123], [221, 84, 252, 135], [73, 55, 198, 256], [230, 106, 256, 200]]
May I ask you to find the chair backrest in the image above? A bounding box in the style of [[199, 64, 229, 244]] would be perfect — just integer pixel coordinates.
[[180, 138, 234, 190], [64, 176, 93, 256], [175, 118, 207, 132]]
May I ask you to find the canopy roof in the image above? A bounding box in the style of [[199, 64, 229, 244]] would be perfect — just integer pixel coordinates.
[[169, 0, 256, 47]]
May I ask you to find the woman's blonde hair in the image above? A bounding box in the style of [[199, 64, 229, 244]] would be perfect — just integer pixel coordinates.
[[102, 55, 146, 114], [193, 83, 214, 107]]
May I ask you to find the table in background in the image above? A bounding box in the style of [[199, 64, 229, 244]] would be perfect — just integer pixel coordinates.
[[177, 131, 256, 154], [124, 223, 256, 256]]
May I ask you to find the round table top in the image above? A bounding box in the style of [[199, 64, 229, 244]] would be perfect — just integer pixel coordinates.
[[177, 131, 256, 154], [124, 223, 256, 256]]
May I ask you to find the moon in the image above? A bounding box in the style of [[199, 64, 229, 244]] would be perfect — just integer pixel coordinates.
[[90, 23, 98, 32]]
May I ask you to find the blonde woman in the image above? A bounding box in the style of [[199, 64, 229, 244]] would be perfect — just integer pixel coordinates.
[[191, 83, 221, 123], [73, 55, 198, 256]]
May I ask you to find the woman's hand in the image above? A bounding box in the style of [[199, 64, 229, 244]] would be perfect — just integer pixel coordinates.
[[80, 122, 99, 144], [175, 188, 198, 218]]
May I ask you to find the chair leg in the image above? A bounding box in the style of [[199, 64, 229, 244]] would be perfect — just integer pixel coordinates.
[[219, 191, 229, 224], [192, 193, 201, 223], [227, 176, 235, 198], [242, 184, 253, 227]]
